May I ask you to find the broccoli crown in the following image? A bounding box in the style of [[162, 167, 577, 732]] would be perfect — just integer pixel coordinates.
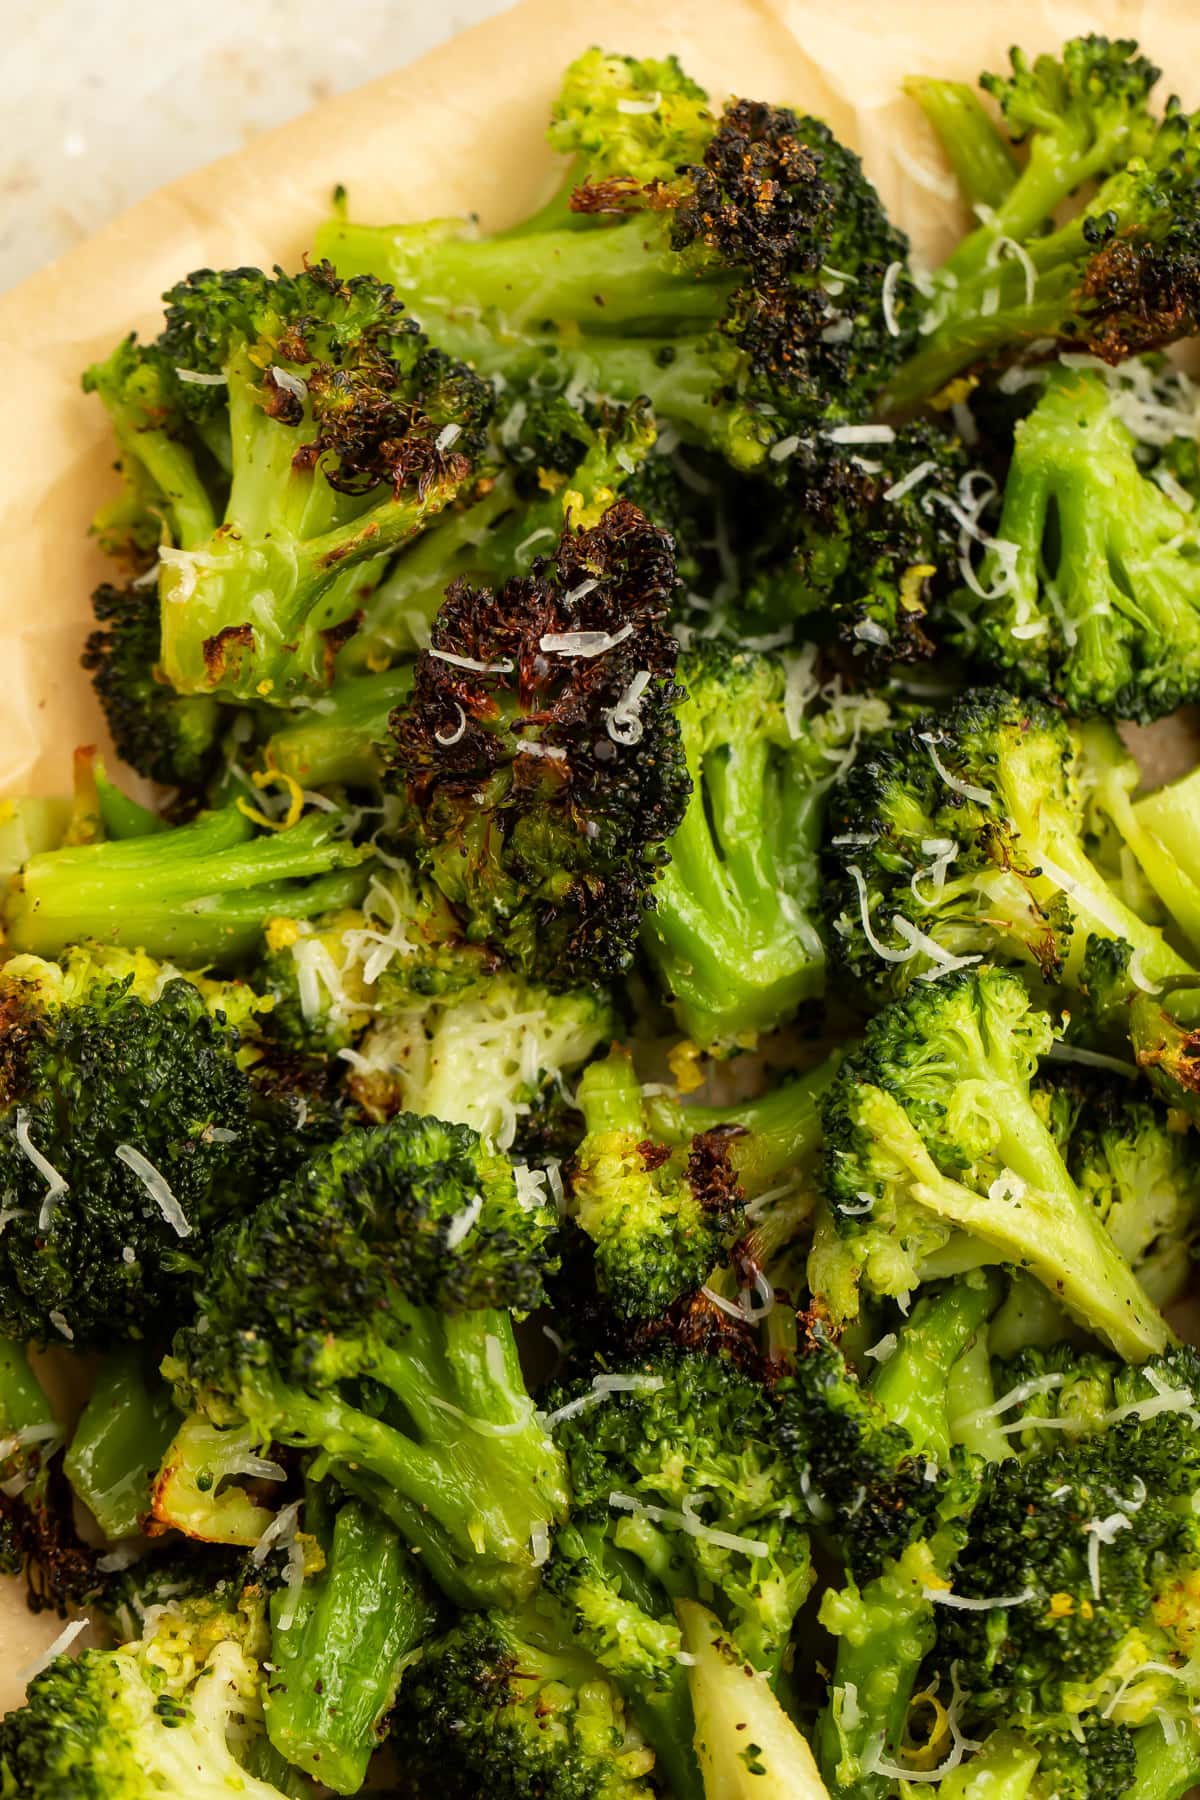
[[82, 581, 224, 792], [978, 35, 1159, 162], [822, 686, 1188, 1003], [954, 367, 1200, 721], [548, 48, 712, 191], [385, 502, 690, 985], [734, 423, 970, 668], [547, 1343, 811, 1678], [641, 642, 832, 1049], [0, 947, 267, 1345], [392, 1604, 658, 1800], [567, 1050, 745, 1320], [934, 1345, 1200, 1736], [85, 261, 492, 705], [0, 1573, 282, 1800]]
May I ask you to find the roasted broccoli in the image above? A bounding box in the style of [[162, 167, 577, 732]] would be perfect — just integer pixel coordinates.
[[0, 1338, 98, 1614], [63, 1346, 178, 1540]]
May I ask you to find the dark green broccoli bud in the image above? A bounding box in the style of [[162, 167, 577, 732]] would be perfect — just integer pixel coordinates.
[[1036, 1066, 1200, 1307], [641, 644, 831, 1050], [317, 58, 913, 470], [952, 368, 1200, 720], [3, 800, 372, 966], [63, 1346, 178, 1541], [82, 579, 225, 791], [163, 1114, 568, 1606], [544, 1339, 811, 1798], [389, 1600, 659, 1799], [385, 502, 690, 985], [812, 966, 1171, 1357], [85, 262, 492, 705], [886, 46, 1200, 409], [732, 424, 971, 668], [566, 1048, 745, 1320], [0, 947, 273, 1345], [823, 687, 1192, 1006], [0, 1557, 287, 1798], [902, 76, 1018, 211], [263, 1482, 439, 1793], [0, 1338, 99, 1616], [780, 1273, 1001, 1580]]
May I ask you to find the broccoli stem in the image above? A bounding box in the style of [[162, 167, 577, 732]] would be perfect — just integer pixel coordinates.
[[3, 804, 372, 965], [935, 1734, 1040, 1798], [901, 78, 1018, 209], [0, 1339, 56, 1439], [1129, 1716, 1200, 1800], [645, 1059, 837, 1195], [945, 1330, 1011, 1463], [264, 667, 414, 790], [1119, 768, 1200, 958], [576, 1048, 643, 1134], [868, 1270, 1003, 1462], [859, 1085, 1171, 1361], [264, 1486, 438, 1794], [63, 1348, 178, 1540], [269, 1305, 563, 1608]]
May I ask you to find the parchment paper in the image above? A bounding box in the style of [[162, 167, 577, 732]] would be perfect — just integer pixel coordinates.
[[1, 0, 1199, 1715]]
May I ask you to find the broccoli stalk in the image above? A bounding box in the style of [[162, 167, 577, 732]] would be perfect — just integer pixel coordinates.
[[901, 76, 1018, 210], [814, 968, 1172, 1359], [1105, 762, 1200, 956], [262, 668, 414, 791], [264, 1484, 438, 1793], [163, 1116, 568, 1607], [1132, 980, 1200, 1121], [63, 1348, 178, 1540], [1132, 1717, 1200, 1800], [644, 1058, 837, 1197], [3, 803, 372, 965]]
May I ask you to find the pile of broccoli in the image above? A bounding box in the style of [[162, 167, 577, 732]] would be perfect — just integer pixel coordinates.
[[6, 31, 1200, 1800]]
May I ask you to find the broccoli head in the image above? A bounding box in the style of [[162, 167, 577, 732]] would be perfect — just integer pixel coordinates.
[[385, 502, 690, 985], [85, 261, 492, 705], [162, 1114, 568, 1607]]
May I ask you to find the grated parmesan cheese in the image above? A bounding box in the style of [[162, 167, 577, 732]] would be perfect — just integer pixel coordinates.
[[15, 1108, 69, 1231], [116, 1144, 191, 1237]]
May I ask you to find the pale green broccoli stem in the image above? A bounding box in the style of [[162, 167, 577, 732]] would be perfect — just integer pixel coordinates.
[[934, 1734, 1040, 1799], [0, 1339, 56, 1440], [945, 1329, 1012, 1463], [1113, 766, 1200, 960], [646, 1062, 837, 1194], [265, 668, 414, 790], [63, 1349, 178, 1540], [90, 363, 218, 550], [1130, 1716, 1200, 1800], [902, 77, 1018, 210], [577, 1049, 643, 1135], [869, 1270, 1003, 1461]]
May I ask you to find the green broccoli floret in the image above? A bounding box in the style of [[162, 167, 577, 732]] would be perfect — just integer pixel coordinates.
[[565, 1048, 745, 1321], [731, 424, 970, 668], [886, 39, 1200, 408], [780, 1272, 1001, 1580], [161, 1114, 568, 1607], [1036, 1067, 1200, 1307], [0, 1556, 289, 1798], [952, 367, 1200, 720], [84, 262, 492, 705], [389, 1600, 659, 1799], [63, 1346, 178, 1541], [811, 966, 1171, 1358], [3, 800, 372, 966], [0, 947, 277, 1345], [0, 1338, 99, 1615], [384, 503, 690, 985], [317, 53, 913, 470], [640, 645, 832, 1051], [545, 1341, 810, 1798], [263, 1480, 439, 1793], [823, 687, 1192, 1007]]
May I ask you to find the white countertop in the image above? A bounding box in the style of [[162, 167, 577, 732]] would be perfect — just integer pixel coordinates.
[[2, 0, 510, 291]]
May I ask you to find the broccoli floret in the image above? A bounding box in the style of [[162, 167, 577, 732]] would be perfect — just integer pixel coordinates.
[[82, 579, 226, 792], [780, 1273, 1001, 1579], [886, 39, 1200, 407], [0, 1557, 288, 1798], [811, 966, 1171, 1358], [3, 800, 372, 966], [1036, 1067, 1200, 1307], [640, 645, 831, 1050], [545, 1341, 810, 1795], [389, 1601, 659, 1799], [0, 1338, 99, 1615], [1133, 980, 1200, 1122], [84, 262, 492, 705], [317, 54, 913, 470], [63, 1346, 178, 1540], [823, 687, 1192, 1007], [0, 947, 275, 1345], [566, 1048, 745, 1320], [263, 1481, 439, 1793], [162, 1114, 568, 1606], [384, 503, 690, 985], [952, 368, 1200, 720]]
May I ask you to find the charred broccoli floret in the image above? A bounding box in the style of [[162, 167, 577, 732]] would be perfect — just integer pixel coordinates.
[[384, 503, 690, 985]]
